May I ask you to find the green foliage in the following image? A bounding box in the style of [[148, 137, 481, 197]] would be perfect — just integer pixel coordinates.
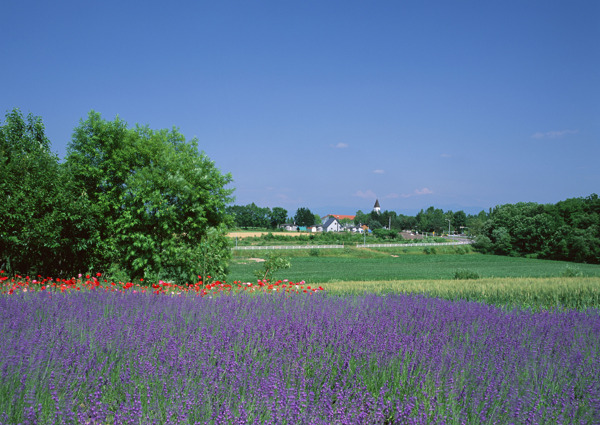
[[294, 207, 315, 226], [472, 235, 493, 254], [309, 248, 321, 257], [561, 265, 583, 278], [354, 210, 369, 226], [0, 108, 91, 276], [65, 111, 234, 283], [270, 207, 288, 229], [372, 229, 400, 240], [367, 218, 383, 229], [227, 204, 288, 229], [416, 206, 446, 234], [253, 253, 291, 281], [313, 214, 322, 226], [453, 269, 481, 280], [227, 203, 270, 228], [475, 196, 600, 264]]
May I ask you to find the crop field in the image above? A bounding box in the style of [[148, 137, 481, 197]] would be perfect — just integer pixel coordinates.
[[2, 287, 599, 424], [229, 251, 600, 284], [322, 277, 600, 311], [2, 260, 600, 424]]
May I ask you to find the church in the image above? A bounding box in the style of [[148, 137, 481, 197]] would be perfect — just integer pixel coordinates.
[[373, 199, 381, 215]]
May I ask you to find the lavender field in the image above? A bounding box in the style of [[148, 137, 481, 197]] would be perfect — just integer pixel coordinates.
[[1, 290, 599, 424]]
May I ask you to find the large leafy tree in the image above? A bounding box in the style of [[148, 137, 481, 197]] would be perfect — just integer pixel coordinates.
[[0, 109, 81, 275], [65, 112, 234, 282], [294, 207, 315, 227], [0, 109, 57, 274], [269, 207, 288, 229], [416, 206, 446, 234]]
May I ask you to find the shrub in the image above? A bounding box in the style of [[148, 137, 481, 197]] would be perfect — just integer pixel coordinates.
[[561, 265, 583, 277], [453, 269, 481, 280]]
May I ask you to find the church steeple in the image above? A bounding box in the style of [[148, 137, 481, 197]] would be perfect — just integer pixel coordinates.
[[373, 199, 381, 215]]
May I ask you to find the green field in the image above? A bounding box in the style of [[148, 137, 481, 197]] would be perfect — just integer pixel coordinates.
[[228, 249, 600, 284]]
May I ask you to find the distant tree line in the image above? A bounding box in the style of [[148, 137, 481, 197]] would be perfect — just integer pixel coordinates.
[[226, 205, 322, 229], [0, 108, 233, 282], [354, 198, 599, 264], [473, 196, 599, 264], [230, 199, 600, 265], [226, 204, 288, 229], [353, 208, 469, 234]]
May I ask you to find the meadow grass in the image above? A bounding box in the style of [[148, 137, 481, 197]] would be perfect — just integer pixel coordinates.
[[229, 250, 600, 284]]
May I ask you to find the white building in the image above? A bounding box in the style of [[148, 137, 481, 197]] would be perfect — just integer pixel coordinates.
[[323, 217, 343, 232]]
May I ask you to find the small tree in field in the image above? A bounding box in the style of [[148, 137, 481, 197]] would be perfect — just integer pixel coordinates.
[[254, 253, 291, 281]]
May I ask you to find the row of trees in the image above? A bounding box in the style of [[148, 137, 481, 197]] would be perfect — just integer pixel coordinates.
[[229, 203, 478, 235], [1, 109, 234, 282], [473, 196, 600, 263], [358, 200, 599, 264], [226, 204, 288, 229], [353, 208, 470, 234], [226, 205, 322, 228]]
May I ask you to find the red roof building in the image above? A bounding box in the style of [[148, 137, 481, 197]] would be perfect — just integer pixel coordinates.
[[322, 214, 356, 221]]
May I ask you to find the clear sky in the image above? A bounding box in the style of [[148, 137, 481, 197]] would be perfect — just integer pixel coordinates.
[[3, 0, 599, 216]]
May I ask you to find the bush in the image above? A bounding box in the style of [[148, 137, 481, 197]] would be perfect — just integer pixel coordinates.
[[453, 269, 481, 280], [472, 235, 493, 254], [309, 248, 320, 257], [561, 265, 583, 277]]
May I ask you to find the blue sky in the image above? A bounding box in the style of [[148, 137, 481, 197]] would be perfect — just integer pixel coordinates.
[[3, 1, 599, 216]]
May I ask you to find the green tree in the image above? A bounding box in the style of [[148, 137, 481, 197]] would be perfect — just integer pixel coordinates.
[[294, 207, 315, 226], [416, 206, 445, 234], [64, 111, 131, 267], [314, 214, 323, 226], [269, 207, 288, 229], [65, 112, 234, 282], [253, 253, 291, 281], [227, 203, 271, 228], [397, 214, 417, 231], [354, 210, 369, 226], [0, 109, 67, 275], [453, 210, 468, 230]]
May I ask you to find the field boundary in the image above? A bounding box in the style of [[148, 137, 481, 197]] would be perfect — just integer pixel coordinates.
[[357, 241, 472, 248], [232, 244, 344, 250]]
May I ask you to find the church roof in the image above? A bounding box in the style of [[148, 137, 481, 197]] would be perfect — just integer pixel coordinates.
[[373, 199, 380, 208]]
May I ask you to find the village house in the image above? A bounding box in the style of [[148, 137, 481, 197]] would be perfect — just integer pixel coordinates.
[[322, 216, 344, 232], [307, 224, 324, 232]]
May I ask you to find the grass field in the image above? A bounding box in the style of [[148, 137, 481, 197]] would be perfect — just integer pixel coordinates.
[[228, 250, 600, 284]]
